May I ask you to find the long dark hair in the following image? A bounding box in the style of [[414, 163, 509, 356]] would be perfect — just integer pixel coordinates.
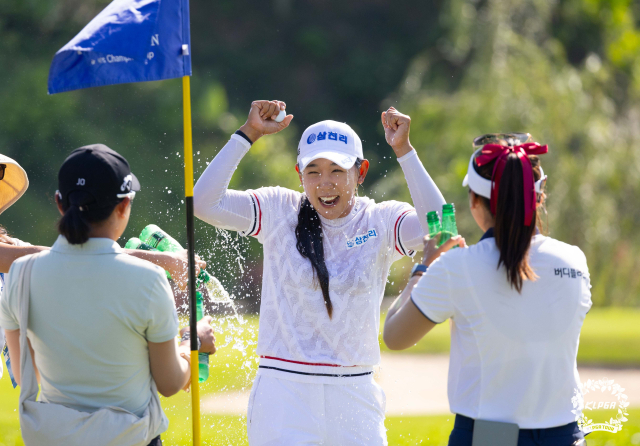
[[295, 159, 363, 318], [57, 191, 121, 245], [474, 153, 544, 292]]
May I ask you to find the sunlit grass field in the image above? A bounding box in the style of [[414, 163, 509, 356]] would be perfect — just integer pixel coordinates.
[[1, 307, 639, 445]]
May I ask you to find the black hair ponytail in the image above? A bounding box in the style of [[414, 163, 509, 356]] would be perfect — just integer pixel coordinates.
[[58, 205, 92, 245], [57, 191, 120, 245], [475, 153, 543, 292], [296, 196, 333, 318]]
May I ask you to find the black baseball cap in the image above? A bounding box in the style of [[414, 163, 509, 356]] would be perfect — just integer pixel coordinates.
[[57, 144, 140, 210]]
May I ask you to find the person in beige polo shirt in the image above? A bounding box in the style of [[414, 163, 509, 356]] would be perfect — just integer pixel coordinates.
[[0, 145, 216, 446]]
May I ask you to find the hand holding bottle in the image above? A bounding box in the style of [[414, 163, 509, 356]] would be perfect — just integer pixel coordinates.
[[179, 316, 217, 355], [421, 234, 467, 267], [164, 249, 206, 290], [124, 242, 206, 291]]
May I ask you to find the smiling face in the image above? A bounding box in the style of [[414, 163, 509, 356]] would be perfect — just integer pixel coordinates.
[[298, 157, 369, 219]]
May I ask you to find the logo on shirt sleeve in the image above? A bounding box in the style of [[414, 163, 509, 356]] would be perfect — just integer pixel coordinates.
[[346, 229, 377, 249], [554, 268, 587, 281]]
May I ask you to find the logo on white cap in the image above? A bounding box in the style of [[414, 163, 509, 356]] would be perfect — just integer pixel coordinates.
[[297, 120, 363, 170]]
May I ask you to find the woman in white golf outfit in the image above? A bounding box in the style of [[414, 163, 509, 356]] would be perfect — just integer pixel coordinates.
[[384, 134, 590, 446], [194, 101, 445, 445]]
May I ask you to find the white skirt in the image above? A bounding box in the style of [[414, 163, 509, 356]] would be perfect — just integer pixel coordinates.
[[247, 370, 387, 446]]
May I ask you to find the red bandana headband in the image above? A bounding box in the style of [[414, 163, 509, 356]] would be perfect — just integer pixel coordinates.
[[475, 142, 548, 226]]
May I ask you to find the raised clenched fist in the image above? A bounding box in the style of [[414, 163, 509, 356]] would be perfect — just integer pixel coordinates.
[[238, 100, 293, 143]]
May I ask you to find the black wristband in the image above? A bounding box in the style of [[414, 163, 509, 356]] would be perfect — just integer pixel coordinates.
[[234, 130, 253, 145]]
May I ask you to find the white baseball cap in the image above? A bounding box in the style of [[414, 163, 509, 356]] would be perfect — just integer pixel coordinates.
[[462, 149, 547, 199], [297, 120, 363, 170]]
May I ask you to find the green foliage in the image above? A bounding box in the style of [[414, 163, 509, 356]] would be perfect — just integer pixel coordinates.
[[382, 0, 640, 305]]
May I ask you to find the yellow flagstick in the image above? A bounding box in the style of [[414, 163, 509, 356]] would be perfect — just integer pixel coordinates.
[[182, 75, 201, 446]]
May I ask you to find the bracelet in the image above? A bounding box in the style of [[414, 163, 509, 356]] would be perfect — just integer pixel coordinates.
[[411, 263, 428, 277], [180, 331, 201, 351]]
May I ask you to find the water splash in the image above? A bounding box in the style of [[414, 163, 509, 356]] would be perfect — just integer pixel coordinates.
[[201, 274, 248, 351], [158, 151, 261, 444]]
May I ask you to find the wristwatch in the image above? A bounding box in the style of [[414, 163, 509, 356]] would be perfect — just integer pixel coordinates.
[[411, 263, 428, 277], [180, 331, 201, 351]]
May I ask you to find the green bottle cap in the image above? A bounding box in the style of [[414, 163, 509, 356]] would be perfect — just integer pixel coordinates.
[[442, 203, 455, 214], [427, 211, 439, 223], [124, 237, 142, 250]]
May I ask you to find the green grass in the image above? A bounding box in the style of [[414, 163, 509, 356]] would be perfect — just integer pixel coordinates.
[[574, 308, 640, 366], [2, 371, 639, 446], [1, 307, 639, 444]]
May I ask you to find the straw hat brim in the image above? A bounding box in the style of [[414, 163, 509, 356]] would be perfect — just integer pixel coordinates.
[[0, 154, 29, 215]]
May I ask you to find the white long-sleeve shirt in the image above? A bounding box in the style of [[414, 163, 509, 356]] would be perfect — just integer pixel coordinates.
[[194, 135, 445, 375]]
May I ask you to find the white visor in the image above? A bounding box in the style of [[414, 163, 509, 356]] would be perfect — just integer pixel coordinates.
[[462, 149, 547, 198]]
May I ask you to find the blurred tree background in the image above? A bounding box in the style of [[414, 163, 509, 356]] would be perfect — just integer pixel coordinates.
[[1, 0, 639, 308]]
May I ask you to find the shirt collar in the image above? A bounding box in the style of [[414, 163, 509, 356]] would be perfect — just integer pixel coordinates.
[[479, 227, 494, 242], [51, 235, 122, 255]]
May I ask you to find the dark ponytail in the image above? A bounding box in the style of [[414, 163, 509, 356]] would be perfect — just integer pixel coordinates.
[[57, 191, 120, 245], [475, 153, 543, 292], [296, 196, 333, 318]]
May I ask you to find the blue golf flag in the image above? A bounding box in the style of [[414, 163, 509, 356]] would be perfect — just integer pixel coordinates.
[[48, 0, 191, 94]]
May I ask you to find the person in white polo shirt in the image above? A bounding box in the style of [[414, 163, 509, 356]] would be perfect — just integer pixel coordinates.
[[383, 133, 591, 446], [193, 101, 446, 445], [0, 145, 216, 446]]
